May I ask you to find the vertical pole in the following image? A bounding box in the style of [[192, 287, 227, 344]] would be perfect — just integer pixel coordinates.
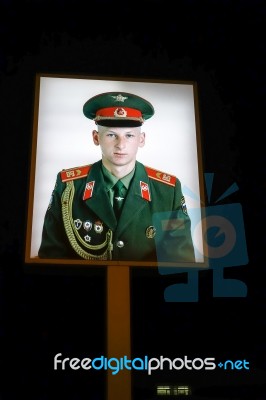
[[107, 265, 131, 400]]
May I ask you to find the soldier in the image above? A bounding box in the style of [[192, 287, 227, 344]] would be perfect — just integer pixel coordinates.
[[38, 91, 195, 263]]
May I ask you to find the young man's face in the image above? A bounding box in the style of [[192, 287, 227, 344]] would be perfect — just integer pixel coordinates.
[[92, 126, 145, 170]]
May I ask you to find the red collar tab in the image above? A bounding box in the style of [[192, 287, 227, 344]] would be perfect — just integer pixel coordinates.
[[140, 181, 151, 201], [83, 181, 95, 200], [61, 165, 91, 182]]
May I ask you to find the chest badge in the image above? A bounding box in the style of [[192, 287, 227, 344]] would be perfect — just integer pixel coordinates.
[[94, 221, 103, 233], [146, 226, 156, 239], [83, 220, 92, 231], [180, 196, 188, 216], [74, 219, 82, 230]]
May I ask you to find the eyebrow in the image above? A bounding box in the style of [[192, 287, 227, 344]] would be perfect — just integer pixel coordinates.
[[106, 130, 136, 134]]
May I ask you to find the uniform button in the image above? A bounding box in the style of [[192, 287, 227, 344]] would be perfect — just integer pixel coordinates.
[[116, 240, 124, 248]]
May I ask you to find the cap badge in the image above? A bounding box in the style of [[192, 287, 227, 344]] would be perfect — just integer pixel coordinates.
[[112, 94, 128, 102], [146, 226, 156, 239], [114, 107, 127, 118]]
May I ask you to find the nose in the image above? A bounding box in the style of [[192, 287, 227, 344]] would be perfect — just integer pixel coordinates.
[[115, 136, 126, 149]]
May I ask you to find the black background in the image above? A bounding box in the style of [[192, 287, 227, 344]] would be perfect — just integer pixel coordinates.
[[0, 0, 265, 399]]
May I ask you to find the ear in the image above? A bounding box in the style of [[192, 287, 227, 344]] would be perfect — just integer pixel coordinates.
[[138, 132, 146, 148], [92, 130, 100, 146]]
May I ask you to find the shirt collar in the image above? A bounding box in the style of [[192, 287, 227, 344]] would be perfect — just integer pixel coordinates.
[[101, 163, 135, 190]]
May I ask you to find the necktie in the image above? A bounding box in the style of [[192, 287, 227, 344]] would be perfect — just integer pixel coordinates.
[[113, 180, 125, 219]]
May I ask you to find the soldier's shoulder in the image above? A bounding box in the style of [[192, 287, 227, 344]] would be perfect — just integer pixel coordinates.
[[60, 164, 92, 182], [145, 165, 179, 187]]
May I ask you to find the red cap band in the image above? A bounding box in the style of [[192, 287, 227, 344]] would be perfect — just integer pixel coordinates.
[[95, 107, 142, 120]]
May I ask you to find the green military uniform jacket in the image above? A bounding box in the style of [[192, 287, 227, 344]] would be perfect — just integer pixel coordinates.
[[38, 160, 195, 263]]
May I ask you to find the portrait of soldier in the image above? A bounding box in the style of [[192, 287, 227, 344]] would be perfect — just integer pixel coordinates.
[[38, 91, 195, 263]]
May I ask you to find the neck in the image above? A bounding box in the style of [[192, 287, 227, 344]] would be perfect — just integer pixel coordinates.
[[102, 159, 136, 179]]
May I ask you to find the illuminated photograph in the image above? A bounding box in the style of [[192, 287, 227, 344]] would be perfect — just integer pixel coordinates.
[[25, 75, 206, 266]]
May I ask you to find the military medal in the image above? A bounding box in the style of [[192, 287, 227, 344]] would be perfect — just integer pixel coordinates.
[[74, 219, 82, 230], [94, 221, 103, 233], [83, 220, 92, 231]]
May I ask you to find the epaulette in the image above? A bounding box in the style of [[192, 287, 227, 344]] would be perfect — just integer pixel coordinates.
[[61, 164, 91, 182], [145, 166, 176, 187]]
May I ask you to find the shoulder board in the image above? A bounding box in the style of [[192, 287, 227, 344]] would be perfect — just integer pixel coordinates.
[[145, 166, 176, 187], [60, 164, 91, 182]]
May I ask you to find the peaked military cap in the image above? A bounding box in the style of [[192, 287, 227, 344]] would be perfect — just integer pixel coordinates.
[[83, 91, 155, 127]]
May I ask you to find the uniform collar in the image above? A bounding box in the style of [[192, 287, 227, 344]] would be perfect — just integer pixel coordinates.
[[101, 162, 135, 190]]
